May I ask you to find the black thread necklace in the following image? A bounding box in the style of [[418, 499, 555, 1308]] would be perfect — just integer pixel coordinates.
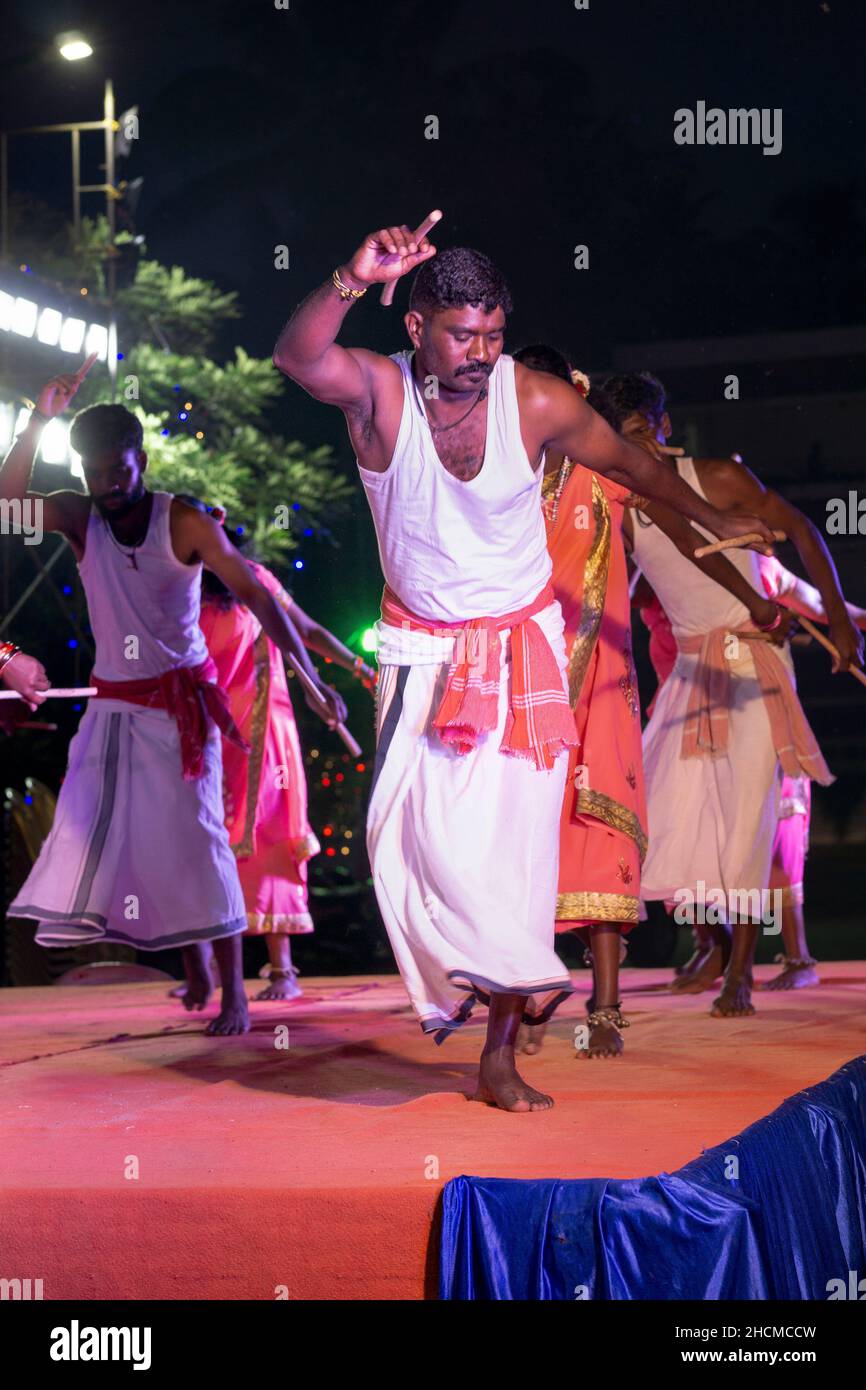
[[102, 498, 152, 570], [418, 381, 488, 434]]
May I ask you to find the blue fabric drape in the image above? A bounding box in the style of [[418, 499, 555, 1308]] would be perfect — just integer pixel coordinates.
[[440, 1055, 866, 1300]]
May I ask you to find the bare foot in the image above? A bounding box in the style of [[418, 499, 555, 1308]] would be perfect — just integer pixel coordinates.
[[181, 968, 214, 1012], [710, 975, 755, 1018], [762, 958, 819, 992], [255, 970, 303, 1002], [205, 996, 250, 1035], [671, 945, 724, 994], [579, 1008, 627, 1058], [516, 1021, 548, 1055], [472, 1047, 554, 1111], [675, 943, 706, 977]]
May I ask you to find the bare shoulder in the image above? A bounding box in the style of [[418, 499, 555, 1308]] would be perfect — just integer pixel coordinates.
[[695, 454, 765, 501], [514, 362, 584, 451]]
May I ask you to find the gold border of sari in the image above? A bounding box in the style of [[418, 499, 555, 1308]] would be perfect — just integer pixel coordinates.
[[236, 628, 271, 860], [556, 890, 639, 923], [574, 787, 649, 863], [565, 474, 611, 708]]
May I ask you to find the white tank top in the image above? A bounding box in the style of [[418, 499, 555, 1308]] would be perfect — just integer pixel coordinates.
[[78, 491, 209, 681], [357, 350, 552, 623], [629, 457, 763, 641]]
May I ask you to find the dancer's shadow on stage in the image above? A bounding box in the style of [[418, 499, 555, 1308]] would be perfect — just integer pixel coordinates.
[[162, 1011, 481, 1106]]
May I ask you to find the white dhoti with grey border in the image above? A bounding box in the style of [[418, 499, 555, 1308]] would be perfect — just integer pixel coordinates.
[[10, 701, 246, 950], [367, 601, 574, 1042]]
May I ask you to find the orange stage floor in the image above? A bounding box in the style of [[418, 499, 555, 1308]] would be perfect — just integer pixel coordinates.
[[1, 964, 864, 1300]]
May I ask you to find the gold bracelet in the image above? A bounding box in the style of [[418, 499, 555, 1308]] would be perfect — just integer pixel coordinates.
[[332, 268, 368, 302]]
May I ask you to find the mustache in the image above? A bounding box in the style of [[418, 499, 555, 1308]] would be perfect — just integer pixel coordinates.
[[456, 363, 491, 376], [94, 487, 145, 516]]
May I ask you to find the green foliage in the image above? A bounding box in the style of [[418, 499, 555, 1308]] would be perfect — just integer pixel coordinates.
[[117, 260, 241, 356], [10, 206, 358, 568]]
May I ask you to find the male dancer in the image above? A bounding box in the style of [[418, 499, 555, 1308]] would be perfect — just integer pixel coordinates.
[[636, 554, 866, 992], [272, 221, 774, 1111], [607, 371, 862, 1017], [0, 370, 345, 1035], [514, 346, 788, 1059]]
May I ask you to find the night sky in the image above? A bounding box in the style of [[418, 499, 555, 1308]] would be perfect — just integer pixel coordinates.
[[2, 0, 863, 622]]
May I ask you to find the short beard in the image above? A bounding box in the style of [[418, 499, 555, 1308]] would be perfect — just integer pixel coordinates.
[[94, 483, 147, 520]]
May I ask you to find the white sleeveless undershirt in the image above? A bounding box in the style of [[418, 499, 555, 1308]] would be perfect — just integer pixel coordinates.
[[629, 457, 763, 642], [78, 491, 209, 681], [357, 350, 552, 623]]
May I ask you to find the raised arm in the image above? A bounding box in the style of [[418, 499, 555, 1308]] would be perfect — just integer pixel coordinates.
[[0, 370, 93, 551], [519, 369, 776, 551], [272, 221, 436, 430]]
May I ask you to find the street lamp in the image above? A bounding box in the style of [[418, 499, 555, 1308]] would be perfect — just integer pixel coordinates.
[[0, 34, 120, 396], [56, 32, 94, 62]]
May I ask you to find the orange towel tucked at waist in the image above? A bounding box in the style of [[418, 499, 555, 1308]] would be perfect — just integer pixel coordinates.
[[380, 583, 576, 771], [92, 657, 251, 781], [678, 628, 833, 785]]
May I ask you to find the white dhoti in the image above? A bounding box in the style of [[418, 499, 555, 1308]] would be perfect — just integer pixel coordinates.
[[10, 702, 246, 950], [367, 602, 573, 1040], [639, 644, 784, 916]]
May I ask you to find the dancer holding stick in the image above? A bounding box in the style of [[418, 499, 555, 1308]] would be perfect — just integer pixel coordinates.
[[273, 219, 774, 1111], [0, 371, 346, 1034], [607, 370, 861, 1016]]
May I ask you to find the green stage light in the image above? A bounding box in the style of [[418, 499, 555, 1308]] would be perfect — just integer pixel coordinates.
[[361, 627, 378, 653]]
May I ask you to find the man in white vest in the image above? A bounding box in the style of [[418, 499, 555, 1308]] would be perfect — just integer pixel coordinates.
[[272, 218, 774, 1111]]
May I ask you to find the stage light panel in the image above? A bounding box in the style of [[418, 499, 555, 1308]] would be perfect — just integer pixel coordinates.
[[59, 317, 86, 353], [85, 322, 108, 361], [12, 297, 38, 337], [37, 307, 64, 346]]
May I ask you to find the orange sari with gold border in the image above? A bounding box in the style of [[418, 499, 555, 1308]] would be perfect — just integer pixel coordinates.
[[544, 461, 648, 928]]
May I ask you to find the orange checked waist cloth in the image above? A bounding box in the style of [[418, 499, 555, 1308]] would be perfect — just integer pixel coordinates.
[[379, 582, 576, 771]]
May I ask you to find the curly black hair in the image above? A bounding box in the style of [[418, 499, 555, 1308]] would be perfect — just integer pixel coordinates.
[[585, 384, 623, 433], [69, 403, 143, 458], [512, 343, 572, 383], [600, 371, 668, 426], [409, 246, 513, 316]]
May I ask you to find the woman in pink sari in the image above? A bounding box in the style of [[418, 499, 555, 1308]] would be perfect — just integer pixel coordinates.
[[176, 506, 375, 1003]]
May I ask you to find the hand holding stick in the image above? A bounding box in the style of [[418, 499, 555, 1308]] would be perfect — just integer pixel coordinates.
[[796, 616, 866, 689], [380, 210, 443, 306], [288, 662, 362, 756], [694, 530, 786, 559]]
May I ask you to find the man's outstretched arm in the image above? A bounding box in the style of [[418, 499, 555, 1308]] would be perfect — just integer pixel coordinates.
[[523, 371, 776, 549], [272, 222, 437, 409]]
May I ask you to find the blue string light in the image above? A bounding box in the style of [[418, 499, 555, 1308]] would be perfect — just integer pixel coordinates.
[[294, 559, 304, 569], [68, 639, 78, 649]]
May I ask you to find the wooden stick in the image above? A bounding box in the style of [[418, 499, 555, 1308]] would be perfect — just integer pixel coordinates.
[[288, 663, 362, 756], [0, 686, 96, 701], [380, 210, 443, 306], [694, 529, 786, 559], [797, 616, 866, 689]]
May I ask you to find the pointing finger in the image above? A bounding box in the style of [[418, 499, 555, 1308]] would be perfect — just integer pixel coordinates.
[[76, 351, 99, 382]]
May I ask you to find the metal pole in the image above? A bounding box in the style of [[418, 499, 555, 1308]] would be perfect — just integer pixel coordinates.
[[1, 131, 8, 262], [71, 128, 81, 249], [104, 80, 118, 402]]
